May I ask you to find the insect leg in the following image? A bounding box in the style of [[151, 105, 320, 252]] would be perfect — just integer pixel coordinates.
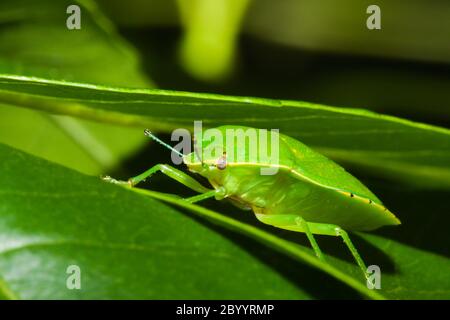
[[307, 223, 368, 279], [334, 227, 368, 279], [184, 189, 221, 203], [295, 216, 325, 261], [105, 164, 211, 193], [255, 214, 368, 279], [254, 214, 325, 261]]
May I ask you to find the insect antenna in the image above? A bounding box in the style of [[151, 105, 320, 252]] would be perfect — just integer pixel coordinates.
[[144, 129, 183, 157]]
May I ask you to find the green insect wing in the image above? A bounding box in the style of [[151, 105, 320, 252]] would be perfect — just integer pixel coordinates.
[[278, 133, 380, 202], [277, 132, 400, 229]]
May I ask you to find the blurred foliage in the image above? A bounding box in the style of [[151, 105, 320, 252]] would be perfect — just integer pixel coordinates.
[[0, 0, 151, 175], [0, 0, 449, 299], [97, 0, 450, 125], [177, 0, 250, 82]]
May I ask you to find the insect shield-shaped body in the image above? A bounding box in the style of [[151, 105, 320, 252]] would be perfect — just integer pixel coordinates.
[[183, 125, 400, 232], [105, 125, 400, 279]]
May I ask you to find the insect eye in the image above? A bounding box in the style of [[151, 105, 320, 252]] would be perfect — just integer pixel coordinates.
[[216, 153, 227, 170]]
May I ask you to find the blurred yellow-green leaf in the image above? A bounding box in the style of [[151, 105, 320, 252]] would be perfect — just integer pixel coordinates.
[[0, 0, 152, 175]]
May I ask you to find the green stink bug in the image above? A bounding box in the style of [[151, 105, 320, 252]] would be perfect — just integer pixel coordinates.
[[104, 125, 401, 279]]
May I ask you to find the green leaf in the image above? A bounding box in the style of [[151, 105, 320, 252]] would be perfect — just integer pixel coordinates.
[[0, 0, 151, 175], [2, 142, 449, 299], [0, 0, 148, 87], [0, 142, 384, 299], [358, 233, 450, 299], [0, 74, 449, 188]]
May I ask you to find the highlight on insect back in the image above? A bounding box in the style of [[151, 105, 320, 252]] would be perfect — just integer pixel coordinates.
[[0, 0, 448, 305]]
